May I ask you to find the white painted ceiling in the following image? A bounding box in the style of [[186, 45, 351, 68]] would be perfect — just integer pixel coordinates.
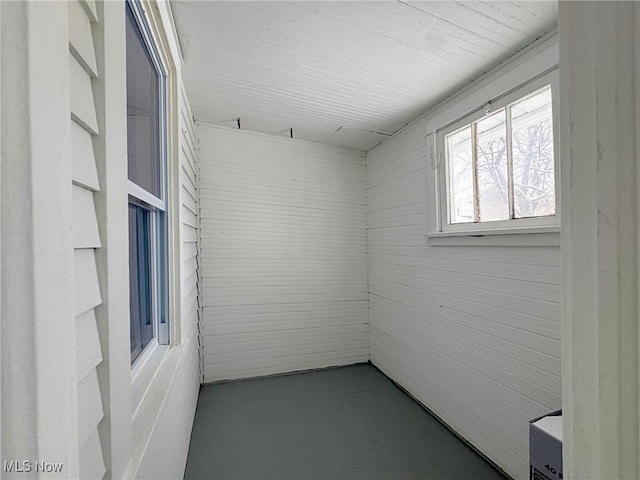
[[171, 1, 557, 151]]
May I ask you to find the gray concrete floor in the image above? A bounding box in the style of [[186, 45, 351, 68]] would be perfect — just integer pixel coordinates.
[[184, 364, 506, 480]]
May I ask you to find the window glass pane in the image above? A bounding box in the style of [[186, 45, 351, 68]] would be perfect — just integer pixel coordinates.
[[511, 87, 555, 218], [126, 8, 161, 198], [476, 110, 509, 222], [129, 204, 154, 364], [447, 126, 474, 224]]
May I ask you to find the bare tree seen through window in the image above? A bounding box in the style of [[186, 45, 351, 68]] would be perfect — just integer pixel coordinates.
[[446, 86, 555, 225]]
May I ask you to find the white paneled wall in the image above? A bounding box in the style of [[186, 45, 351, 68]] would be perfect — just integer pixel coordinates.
[[180, 85, 200, 348], [367, 117, 561, 478], [179, 83, 201, 442], [198, 125, 369, 382], [1, 2, 201, 478], [68, 2, 106, 478], [136, 84, 202, 480]]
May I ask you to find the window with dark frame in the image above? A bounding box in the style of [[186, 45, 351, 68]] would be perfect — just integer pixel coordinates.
[[126, 1, 169, 366]]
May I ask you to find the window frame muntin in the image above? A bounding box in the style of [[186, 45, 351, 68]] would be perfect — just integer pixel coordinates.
[[435, 68, 560, 234], [126, 0, 170, 369]]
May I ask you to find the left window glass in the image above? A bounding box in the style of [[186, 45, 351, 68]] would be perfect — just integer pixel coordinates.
[[129, 204, 153, 362], [126, 2, 168, 366], [126, 5, 161, 198]]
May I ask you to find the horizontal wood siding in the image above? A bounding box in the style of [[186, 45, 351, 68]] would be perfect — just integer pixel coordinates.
[[367, 118, 561, 480], [178, 84, 201, 461], [135, 84, 201, 480], [69, 2, 105, 478], [198, 125, 369, 382], [180, 86, 200, 349]]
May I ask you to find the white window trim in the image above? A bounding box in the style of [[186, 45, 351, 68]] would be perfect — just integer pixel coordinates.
[[128, 180, 166, 211], [98, 1, 184, 476], [126, 0, 174, 411], [428, 66, 560, 246], [130, 340, 169, 415], [426, 227, 560, 247]]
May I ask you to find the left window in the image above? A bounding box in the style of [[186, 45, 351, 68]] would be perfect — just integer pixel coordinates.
[[126, 1, 169, 366]]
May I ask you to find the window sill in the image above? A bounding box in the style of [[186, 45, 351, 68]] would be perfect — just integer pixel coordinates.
[[131, 341, 170, 416], [127, 342, 185, 478], [426, 226, 560, 247]]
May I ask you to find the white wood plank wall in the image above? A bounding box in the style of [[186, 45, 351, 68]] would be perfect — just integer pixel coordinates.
[[198, 125, 369, 382], [367, 120, 561, 479], [137, 81, 201, 480], [68, 1, 106, 478], [180, 84, 200, 352], [142, 83, 201, 478]]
